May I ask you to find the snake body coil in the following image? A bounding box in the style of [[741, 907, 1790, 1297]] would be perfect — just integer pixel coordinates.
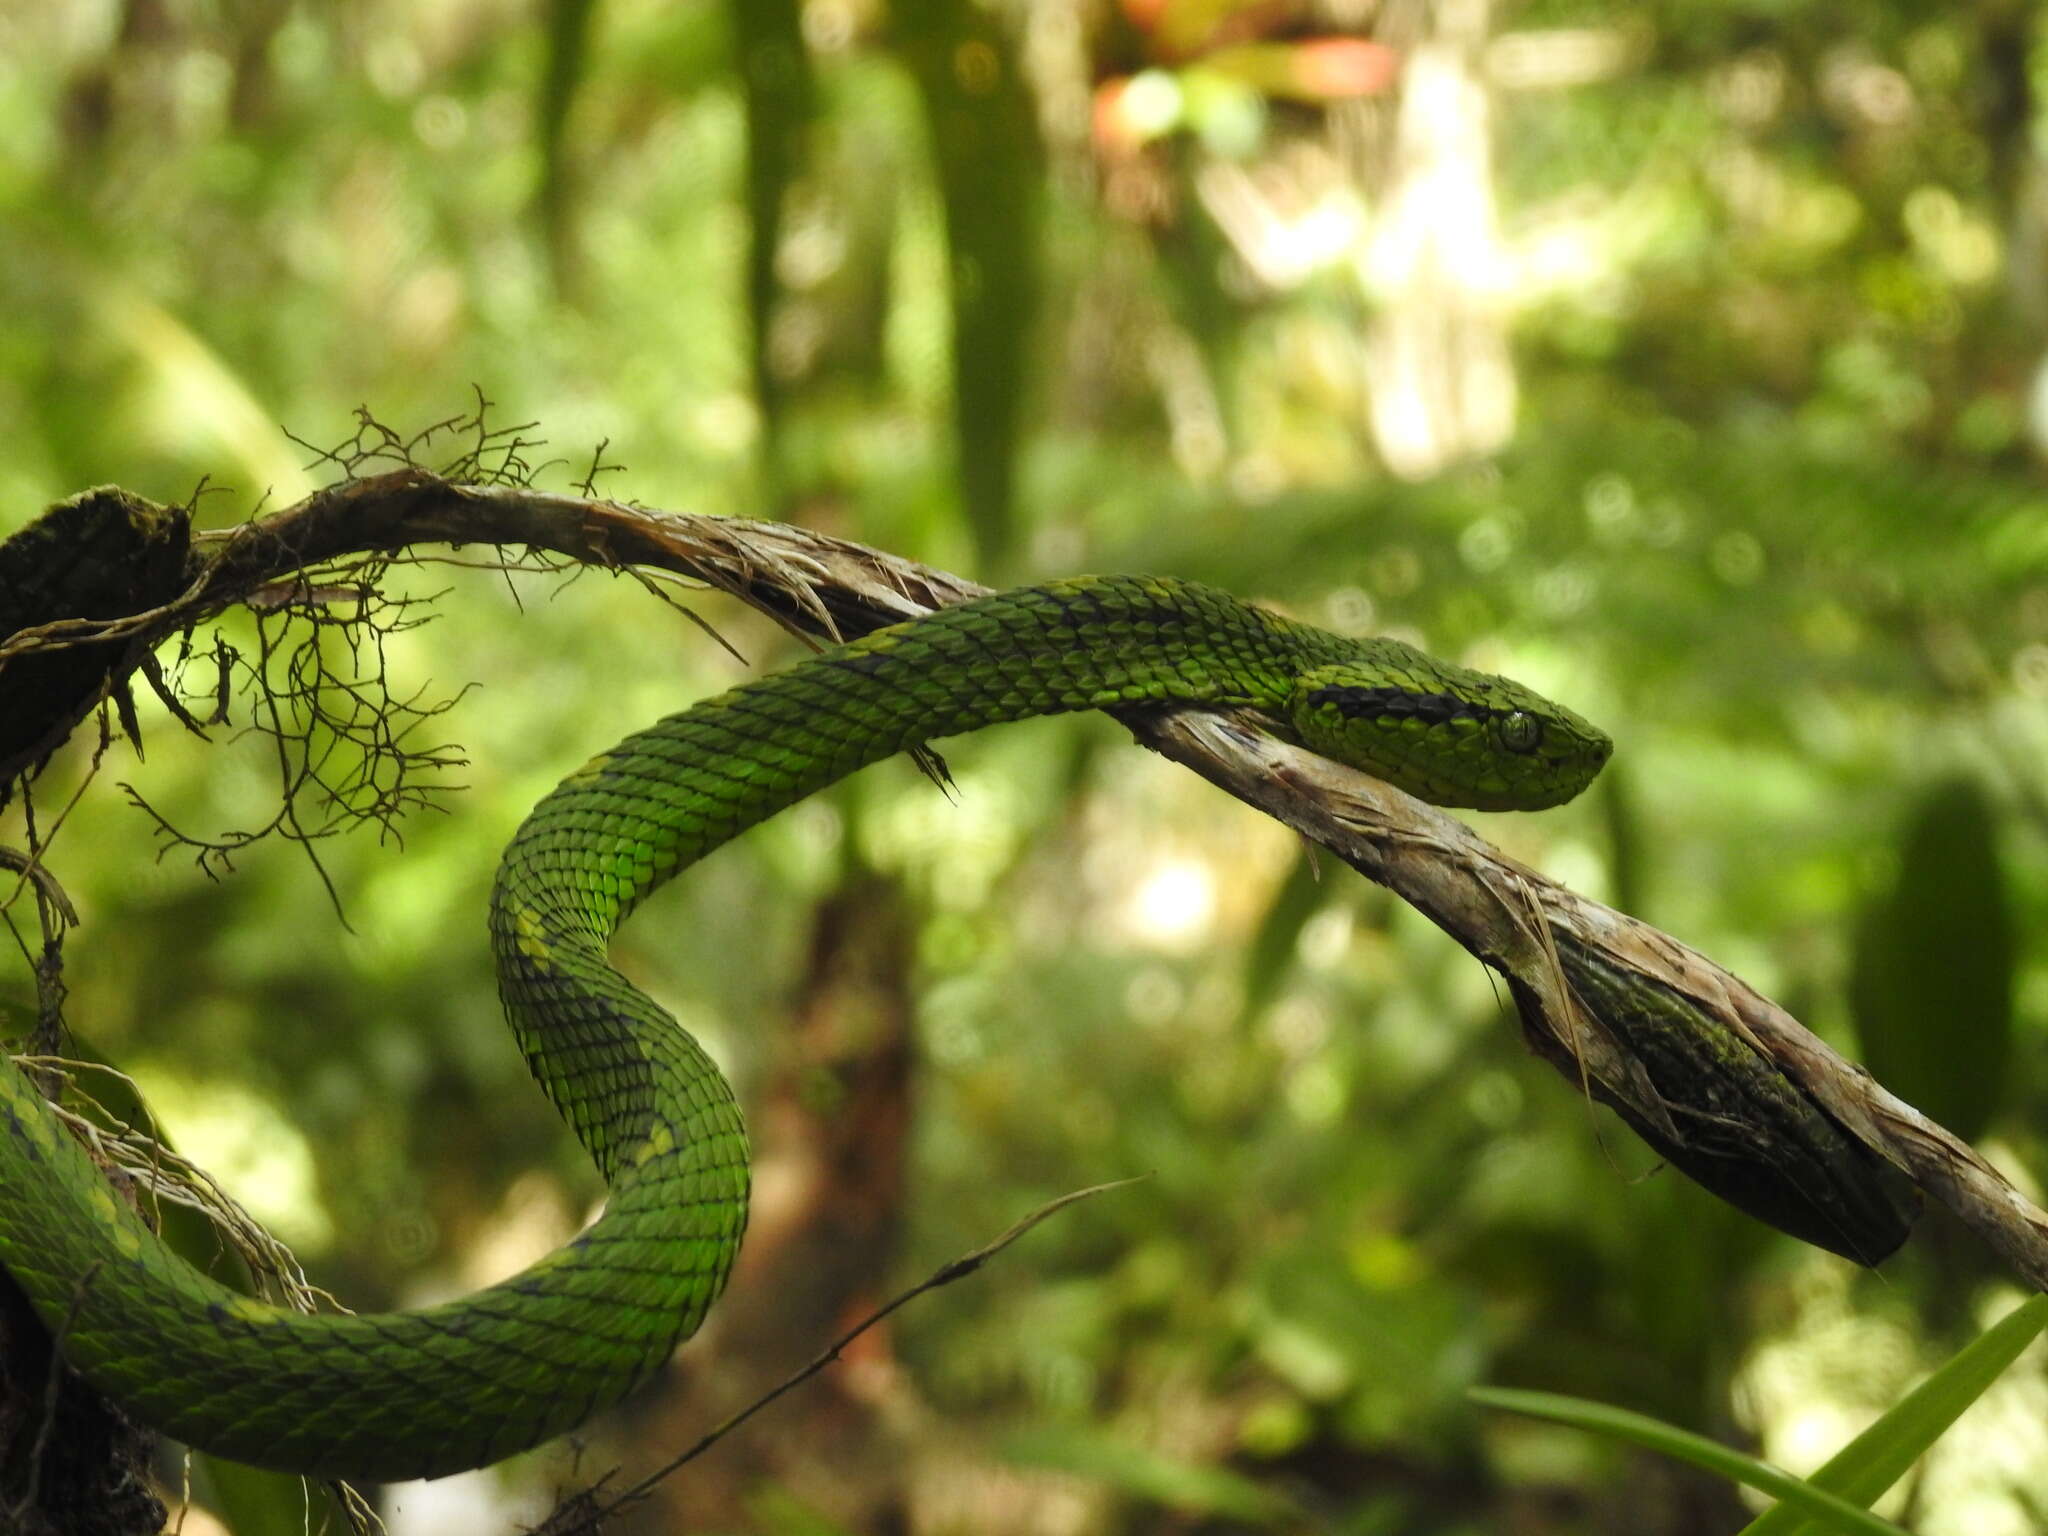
[[0, 576, 1608, 1480]]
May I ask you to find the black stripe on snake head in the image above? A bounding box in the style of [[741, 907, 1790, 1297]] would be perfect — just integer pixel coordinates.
[[1305, 684, 1491, 726]]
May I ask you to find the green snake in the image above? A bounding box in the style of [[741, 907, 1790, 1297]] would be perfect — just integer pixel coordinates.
[[0, 575, 1609, 1481]]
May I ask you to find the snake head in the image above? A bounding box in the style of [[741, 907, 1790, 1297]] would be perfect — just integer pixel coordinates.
[[1285, 655, 1612, 812]]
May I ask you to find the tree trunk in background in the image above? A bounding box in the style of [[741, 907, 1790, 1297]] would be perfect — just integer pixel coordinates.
[[1358, 0, 1516, 477], [0, 1268, 164, 1536], [622, 870, 917, 1533]]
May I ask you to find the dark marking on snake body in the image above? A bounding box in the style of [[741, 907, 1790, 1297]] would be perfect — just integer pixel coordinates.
[[1307, 685, 1492, 725]]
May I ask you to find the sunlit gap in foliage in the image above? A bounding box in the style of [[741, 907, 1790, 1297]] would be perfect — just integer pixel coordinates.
[[131, 1065, 332, 1251], [1123, 856, 1219, 953], [1735, 1270, 2048, 1533]]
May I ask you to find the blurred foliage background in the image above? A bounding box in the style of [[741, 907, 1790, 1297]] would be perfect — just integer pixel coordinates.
[[4, 0, 2048, 1532]]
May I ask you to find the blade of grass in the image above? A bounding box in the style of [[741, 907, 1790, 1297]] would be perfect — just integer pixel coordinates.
[[1469, 1388, 1912, 1536], [1739, 1292, 2048, 1535]]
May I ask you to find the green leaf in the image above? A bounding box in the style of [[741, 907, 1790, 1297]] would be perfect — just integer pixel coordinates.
[[1239, 848, 1327, 1025], [1738, 1293, 2048, 1535], [1469, 1388, 1913, 1536], [1850, 777, 2015, 1142]]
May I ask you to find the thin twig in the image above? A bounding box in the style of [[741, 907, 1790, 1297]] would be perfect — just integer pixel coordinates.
[[535, 1177, 1147, 1535]]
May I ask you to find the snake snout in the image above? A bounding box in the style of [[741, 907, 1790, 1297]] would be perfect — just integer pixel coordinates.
[[1525, 715, 1613, 809], [1287, 659, 1610, 813]]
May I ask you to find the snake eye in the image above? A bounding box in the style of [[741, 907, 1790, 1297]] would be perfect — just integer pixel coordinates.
[[1498, 711, 1543, 754]]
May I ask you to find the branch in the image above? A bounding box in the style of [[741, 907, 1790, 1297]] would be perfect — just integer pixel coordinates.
[[5, 468, 2043, 1287]]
